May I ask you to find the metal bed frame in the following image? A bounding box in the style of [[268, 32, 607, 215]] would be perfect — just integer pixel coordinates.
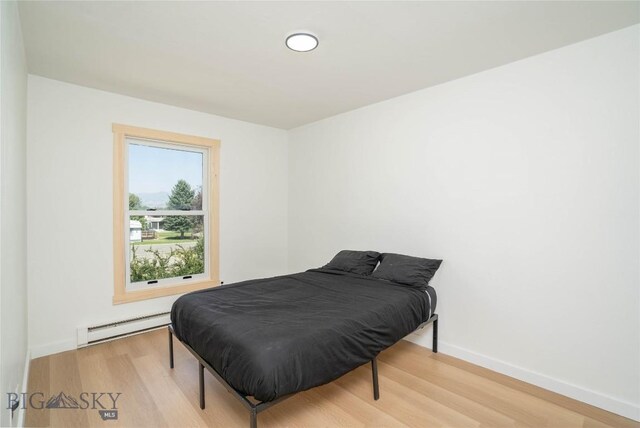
[[168, 313, 438, 428]]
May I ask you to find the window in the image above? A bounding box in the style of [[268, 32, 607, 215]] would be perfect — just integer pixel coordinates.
[[113, 124, 220, 304]]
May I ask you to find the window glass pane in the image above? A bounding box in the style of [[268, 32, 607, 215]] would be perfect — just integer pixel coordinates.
[[128, 140, 203, 210], [129, 215, 205, 283]]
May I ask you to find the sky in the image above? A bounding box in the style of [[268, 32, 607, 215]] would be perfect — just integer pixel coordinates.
[[128, 142, 203, 195]]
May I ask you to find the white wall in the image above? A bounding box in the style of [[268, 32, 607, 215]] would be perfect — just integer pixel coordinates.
[[288, 25, 639, 419], [26, 76, 289, 357], [0, 1, 28, 426]]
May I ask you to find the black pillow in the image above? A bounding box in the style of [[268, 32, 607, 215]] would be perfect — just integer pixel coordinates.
[[372, 253, 442, 289], [323, 250, 381, 275]]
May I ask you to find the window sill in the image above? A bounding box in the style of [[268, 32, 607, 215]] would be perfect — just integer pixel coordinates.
[[113, 279, 221, 305]]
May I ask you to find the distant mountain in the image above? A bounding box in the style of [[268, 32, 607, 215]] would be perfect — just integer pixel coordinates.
[[137, 192, 169, 209], [46, 392, 80, 409]]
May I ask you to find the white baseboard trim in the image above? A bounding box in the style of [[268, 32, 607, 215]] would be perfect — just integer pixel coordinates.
[[16, 350, 31, 428], [30, 339, 76, 359], [404, 333, 640, 422]]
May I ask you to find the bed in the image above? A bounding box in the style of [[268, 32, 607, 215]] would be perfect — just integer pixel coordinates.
[[169, 256, 440, 428]]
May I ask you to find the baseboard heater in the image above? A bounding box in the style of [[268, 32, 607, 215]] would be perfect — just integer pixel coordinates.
[[77, 311, 171, 347]]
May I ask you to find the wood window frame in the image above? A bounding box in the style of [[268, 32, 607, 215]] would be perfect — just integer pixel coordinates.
[[112, 124, 220, 304]]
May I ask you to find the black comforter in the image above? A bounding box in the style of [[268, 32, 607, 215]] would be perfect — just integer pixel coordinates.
[[171, 269, 436, 402]]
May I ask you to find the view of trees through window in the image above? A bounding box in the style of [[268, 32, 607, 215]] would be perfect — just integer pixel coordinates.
[[127, 141, 206, 285]]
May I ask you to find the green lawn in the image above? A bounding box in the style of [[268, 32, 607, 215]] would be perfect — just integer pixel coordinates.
[[132, 230, 197, 246]]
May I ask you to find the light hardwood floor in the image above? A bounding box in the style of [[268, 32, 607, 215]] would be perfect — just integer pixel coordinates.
[[26, 328, 638, 427]]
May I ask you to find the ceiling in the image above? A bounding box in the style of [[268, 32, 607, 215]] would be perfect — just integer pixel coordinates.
[[18, 1, 639, 129]]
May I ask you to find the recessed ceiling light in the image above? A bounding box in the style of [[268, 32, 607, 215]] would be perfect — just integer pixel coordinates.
[[286, 33, 318, 52]]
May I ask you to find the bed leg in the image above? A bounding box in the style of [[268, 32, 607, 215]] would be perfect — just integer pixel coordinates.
[[432, 317, 438, 353], [168, 328, 174, 369], [199, 362, 205, 409], [250, 407, 257, 428], [372, 358, 380, 400]]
